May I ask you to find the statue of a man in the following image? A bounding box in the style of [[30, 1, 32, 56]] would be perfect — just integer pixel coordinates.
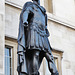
[[17, 0, 59, 75]]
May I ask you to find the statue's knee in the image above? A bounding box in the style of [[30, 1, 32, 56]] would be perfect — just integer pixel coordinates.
[[34, 51, 39, 57], [45, 53, 54, 62], [33, 51, 40, 68]]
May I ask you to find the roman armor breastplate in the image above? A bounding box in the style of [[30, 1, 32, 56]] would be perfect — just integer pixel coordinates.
[[29, 5, 46, 32]]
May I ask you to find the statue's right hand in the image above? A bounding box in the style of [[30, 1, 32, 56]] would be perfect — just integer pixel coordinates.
[[23, 21, 28, 27]]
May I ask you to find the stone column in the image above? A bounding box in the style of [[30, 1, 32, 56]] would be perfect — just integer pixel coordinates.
[[0, 0, 5, 75]]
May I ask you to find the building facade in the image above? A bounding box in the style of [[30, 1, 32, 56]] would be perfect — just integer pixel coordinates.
[[0, 0, 75, 75]]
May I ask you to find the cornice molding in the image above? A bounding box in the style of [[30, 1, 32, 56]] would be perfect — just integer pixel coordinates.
[[5, 34, 17, 40], [47, 12, 75, 30], [5, 0, 22, 9]]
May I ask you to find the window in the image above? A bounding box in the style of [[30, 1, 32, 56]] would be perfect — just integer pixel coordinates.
[[44, 0, 53, 13], [5, 47, 12, 75], [5, 38, 18, 75], [52, 50, 63, 75], [54, 57, 59, 71], [42, 50, 63, 75]]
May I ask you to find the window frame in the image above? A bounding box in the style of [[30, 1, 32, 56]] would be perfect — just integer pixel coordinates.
[[5, 46, 12, 75], [42, 50, 63, 75], [44, 0, 53, 13], [5, 38, 18, 75], [52, 50, 63, 75]]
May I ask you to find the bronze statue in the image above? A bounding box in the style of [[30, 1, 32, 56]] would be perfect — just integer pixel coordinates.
[[17, 0, 59, 75]]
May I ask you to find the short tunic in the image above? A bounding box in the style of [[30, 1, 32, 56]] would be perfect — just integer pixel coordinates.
[[26, 22, 51, 54]]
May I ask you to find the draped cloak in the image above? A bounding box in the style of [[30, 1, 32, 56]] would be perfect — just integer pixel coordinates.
[[17, 1, 52, 74]]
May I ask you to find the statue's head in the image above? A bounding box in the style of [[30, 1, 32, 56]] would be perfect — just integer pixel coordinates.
[[32, 0, 40, 5]]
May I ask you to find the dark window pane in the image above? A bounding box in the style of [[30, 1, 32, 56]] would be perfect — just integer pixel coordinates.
[[5, 47, 12, 75], [7, 57, 10, 67]]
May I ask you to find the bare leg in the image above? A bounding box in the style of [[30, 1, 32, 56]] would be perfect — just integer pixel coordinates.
[[45, 53, 59, 75], [32, 50, 40, 75]]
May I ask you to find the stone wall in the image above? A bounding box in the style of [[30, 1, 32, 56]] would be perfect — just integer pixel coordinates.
[[5, 4, 21, 39], [0, 0, 5, 75], [53, 0, 75, 26]]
